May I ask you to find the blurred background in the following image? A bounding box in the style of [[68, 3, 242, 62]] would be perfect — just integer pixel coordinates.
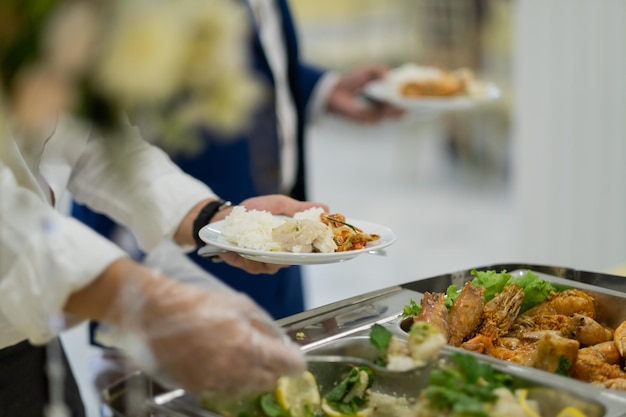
[[293, 0, 515, 308], [290, 0, 626, 307], [63, 1, 626, 415]]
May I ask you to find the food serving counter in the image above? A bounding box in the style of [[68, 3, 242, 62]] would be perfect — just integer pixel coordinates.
[[101, 263, 626, 417]]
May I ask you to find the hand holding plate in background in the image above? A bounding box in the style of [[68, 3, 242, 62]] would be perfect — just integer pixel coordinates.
[[364, 63, 500, 111]]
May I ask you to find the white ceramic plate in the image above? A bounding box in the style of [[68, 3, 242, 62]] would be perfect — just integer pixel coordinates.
[[363, 79, 500, 111], [198, 218, 397, 265]]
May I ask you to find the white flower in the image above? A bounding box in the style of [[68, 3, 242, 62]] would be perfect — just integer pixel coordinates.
[[94, 0, 260, 139], [1, 0, 262, 155], [181, 0, 250, 87], [95, 0, 189, 105], [176, 71, 262, 133]]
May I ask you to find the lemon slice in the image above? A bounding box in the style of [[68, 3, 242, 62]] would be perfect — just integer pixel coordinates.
[[516, 389, 541, 417], [321, 399, 371, 417], [556, 407, 588, 417], [275, 371, 321, 417]]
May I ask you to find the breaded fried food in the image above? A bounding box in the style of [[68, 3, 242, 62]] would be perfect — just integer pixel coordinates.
[[398, 67, 475, 97], [448, 282, 485, 346]]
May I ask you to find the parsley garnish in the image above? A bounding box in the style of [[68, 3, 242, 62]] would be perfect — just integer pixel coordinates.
[[324, 367, 372, 414], [401, 299, 422, 317], [422, 353, 514, 417], [555, 355, 572, 376], [369, 324, 392, 366]]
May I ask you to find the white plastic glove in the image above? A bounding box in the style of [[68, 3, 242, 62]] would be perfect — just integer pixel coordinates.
[[101, 256, 305, 396]]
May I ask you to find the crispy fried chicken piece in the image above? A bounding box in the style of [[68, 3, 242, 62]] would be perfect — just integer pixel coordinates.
[[613, 320, 626, 357], [448, 282, 485, 346], [578, 341, 622, 365], [571, 352, 626, 383], [571, 339, 626, 386], [594, 378, 626, 390], [413, 292, 449, 341], [508, 314, 613, 347], [509, 314, 571, 337], [521, 289, 596, 319]]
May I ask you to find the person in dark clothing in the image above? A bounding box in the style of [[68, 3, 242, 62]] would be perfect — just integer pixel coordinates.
[[73, 0, 403, 320]]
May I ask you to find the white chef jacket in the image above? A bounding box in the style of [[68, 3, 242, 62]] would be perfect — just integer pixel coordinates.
[[0, 114, 216, 349]]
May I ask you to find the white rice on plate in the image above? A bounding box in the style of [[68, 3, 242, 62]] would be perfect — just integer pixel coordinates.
[[220, 206, 283, 251], [220, 206, 337, 253]]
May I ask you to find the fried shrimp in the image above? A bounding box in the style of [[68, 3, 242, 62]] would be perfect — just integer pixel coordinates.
[[478, 283, 525, 339], [448, 282, 485, 346], [566, 314, 613, 347], [414, 292, 449, 341]]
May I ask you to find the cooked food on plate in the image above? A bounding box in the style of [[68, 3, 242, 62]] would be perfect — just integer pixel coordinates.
[[387, 63, 490, 99], [401, 269, 626, 391], [321, 212, 380, 252], [220, 206, 380, 253]]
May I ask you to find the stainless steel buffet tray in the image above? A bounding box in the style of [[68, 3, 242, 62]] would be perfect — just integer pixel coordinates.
[[101, 263, 626, 417]]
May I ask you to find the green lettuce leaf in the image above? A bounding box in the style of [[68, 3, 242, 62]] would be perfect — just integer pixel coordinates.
[[509, 271, 557, 312], [471, 269, 558, 313], [470, 269, 512, 301]]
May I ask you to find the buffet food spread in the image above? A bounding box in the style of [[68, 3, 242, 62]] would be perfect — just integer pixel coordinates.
[[204, 324, 590, 417], [102, 264, 626, 417], [400, 270, 626, 390]]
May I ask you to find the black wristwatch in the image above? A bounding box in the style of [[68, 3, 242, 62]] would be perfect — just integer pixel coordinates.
[[193, 198, 232, 248]]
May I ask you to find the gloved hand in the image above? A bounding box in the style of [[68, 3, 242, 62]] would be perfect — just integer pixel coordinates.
[[103, 263, 305, 396]]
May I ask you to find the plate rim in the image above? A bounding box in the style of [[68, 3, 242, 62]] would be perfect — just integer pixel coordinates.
[[198, 217, 397, 265]]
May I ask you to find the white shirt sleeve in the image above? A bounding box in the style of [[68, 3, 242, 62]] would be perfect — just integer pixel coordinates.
[[305, 71, 341, 124], [0, 163, 127, 346], [67, 120, 216, 252], [0, 115, 217, 348]]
